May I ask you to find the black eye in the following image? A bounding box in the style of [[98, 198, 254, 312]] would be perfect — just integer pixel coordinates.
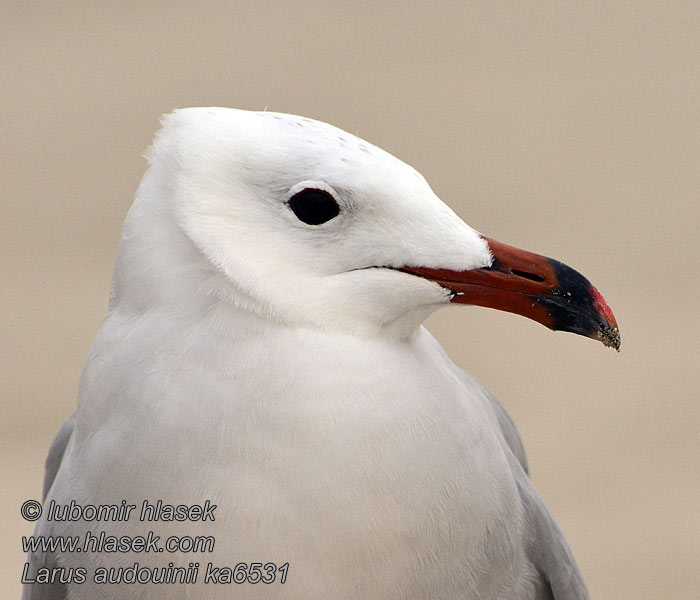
[[288, 188, 340, 225]]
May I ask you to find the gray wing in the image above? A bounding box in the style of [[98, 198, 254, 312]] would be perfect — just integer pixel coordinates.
[[481, 386, 529, 474], [513, 465, 591, 600], [461, 375, 589, 599], [42, 413, 75, 500], [22, 415, 75, 600]]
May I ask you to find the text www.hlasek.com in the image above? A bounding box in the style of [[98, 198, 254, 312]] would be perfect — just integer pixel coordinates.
[[23, 530, 215, 554]]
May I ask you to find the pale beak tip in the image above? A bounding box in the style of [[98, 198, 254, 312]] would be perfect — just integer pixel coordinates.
[[598, 325, 621, 351]]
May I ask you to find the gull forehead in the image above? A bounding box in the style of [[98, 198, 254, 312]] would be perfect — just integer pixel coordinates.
[[165, 107, 432, 197], [173, 106, 390, 159]]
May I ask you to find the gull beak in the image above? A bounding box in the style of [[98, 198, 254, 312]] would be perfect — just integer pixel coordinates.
[[401, 237, 620, 350]]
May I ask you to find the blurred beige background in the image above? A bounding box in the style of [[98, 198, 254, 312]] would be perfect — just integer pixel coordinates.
[[3, 2, 699, 598]]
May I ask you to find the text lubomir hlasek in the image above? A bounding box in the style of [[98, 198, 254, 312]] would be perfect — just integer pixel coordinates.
[[45, 500, 217, 522]]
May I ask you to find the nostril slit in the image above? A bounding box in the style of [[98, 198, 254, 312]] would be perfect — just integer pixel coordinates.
[[511, 269, 545, 282]]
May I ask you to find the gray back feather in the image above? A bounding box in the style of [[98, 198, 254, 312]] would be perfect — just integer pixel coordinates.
[[463, 375, 589, 599]]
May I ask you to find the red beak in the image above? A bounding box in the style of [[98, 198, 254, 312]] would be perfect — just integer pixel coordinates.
[[400, 237, 620, 350]]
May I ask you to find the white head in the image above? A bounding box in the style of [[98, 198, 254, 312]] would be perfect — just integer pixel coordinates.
[[111, 107, 491, 338]]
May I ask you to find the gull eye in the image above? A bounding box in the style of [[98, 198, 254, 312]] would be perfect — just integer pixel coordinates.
[[288, 188, 340, 225]]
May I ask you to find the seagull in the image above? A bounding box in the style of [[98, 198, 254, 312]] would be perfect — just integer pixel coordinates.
[[25, 107, 619, 600]]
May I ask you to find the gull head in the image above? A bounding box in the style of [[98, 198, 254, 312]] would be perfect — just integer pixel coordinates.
[[112, 107, 618, 346]]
